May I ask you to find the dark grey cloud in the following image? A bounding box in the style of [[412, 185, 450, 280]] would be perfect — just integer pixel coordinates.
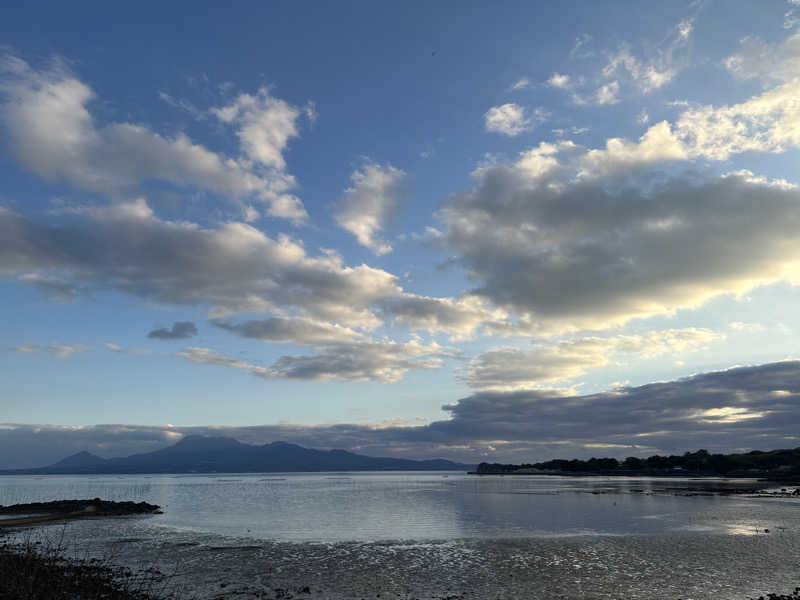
[[4, 360, 800, 469], [148, 321, 198, 340]]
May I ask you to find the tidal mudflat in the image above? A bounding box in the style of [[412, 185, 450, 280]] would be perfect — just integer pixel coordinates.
[[3, 473, 800, 599], [9, 518, 800, 600]]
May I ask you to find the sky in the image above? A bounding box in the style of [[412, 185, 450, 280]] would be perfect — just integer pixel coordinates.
[[4, 0, 800, 468]]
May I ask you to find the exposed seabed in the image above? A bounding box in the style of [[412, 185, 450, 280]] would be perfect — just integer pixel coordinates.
[[6, 517, 800, 600]]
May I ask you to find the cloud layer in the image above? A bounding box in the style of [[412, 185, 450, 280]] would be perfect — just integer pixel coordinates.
[[3, 359, 800, 468]]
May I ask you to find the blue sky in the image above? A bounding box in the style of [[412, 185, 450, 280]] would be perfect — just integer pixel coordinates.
[[4, 0, 800, 467]]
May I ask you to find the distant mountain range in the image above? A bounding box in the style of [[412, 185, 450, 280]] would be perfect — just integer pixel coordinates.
[[1, 436, 473, 474]]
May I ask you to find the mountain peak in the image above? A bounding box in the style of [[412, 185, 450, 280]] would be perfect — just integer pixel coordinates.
[[52, 451, 107, 468]]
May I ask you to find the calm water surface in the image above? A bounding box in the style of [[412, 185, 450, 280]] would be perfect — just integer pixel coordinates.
[[0, 472, 794, 541]]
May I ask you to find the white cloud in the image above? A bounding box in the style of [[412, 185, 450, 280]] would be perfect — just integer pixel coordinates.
[[552, 127, 589, 138], [49, 343, 87, 359], [211, 87, 309, 171], [516, 140, 576, 178], [728, 322, 766, 333], [334, 162, 408, 255], [546, 73, 570, 89], [675, 79, 800, 160], [602, 48, 676, 94], [677, 19, 694, 40], [177, 338, 459, 383], [176, 347, 273, 378], [570, 34, 594, 60], [464, 328, 720, 391], [213, 316, 365, 345], [725, 32, 800, 83], [383, 294, 508, 341], [0, 199, 402, 331], [579, 121, 687, 177], [158, 91, 205, 120], [10, 54, 796, 344], [12, 343, 87, 359], [0, 54, 308, 221], [1, 198, 517, 341], [561, 17, 693, 106], [484, 103, 545, 136], [509, 77, 531, 91], [594, 81, 620, 105], [104, 343, 151, 355], [437, 163, 800, 334], [11, 344, 39, 354]]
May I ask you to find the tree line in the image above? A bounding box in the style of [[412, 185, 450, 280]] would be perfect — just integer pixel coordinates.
[[475, 447, 800, 476]]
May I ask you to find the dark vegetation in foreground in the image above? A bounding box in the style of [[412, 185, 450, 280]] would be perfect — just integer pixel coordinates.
[[0, 536, 175, 600], [476, 447, 800, 479]]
